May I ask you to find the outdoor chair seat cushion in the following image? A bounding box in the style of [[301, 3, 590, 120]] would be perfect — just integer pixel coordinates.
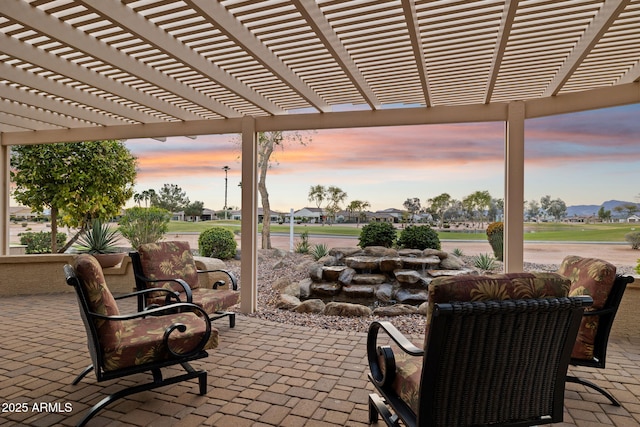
[[384, 271, 571, 416], [559, 255, 617, 360], [101, 313, 218, 372], [147, 287, 240, 314]]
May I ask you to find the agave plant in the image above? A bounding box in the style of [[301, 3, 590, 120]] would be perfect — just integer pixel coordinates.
[[473, 253, 497, 271], [310, 243, 329, 261], [76, 219, 121, 254]]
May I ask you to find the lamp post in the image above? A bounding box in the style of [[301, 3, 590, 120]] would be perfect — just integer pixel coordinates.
[[222, 165, 230, 220]]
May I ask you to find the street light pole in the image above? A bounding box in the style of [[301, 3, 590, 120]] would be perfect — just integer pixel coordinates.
[[222, 165, 230, 220]]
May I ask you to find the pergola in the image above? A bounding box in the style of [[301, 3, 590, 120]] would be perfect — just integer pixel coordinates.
[[1, 0, 639, 313]]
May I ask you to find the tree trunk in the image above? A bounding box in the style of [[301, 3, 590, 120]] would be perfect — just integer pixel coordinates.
[[259, 180, 271, 249], [258, 134, 276, 250], [51, 206, 58, 253]]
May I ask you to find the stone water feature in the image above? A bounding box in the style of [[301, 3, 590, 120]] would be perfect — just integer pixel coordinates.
[[275, 246, 477, 317]]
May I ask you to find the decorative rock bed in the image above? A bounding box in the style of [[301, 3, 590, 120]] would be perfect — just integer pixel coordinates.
[[273, 246, 476, 317]]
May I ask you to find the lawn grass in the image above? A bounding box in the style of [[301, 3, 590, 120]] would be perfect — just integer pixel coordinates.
[[166, 220, 638, 243]]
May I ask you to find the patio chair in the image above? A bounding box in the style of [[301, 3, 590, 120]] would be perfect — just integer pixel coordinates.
[[558, 255, 635, 406], [130, 241, 239, 327], [367, 272, 592, 427], [64, 254, 218, 427]]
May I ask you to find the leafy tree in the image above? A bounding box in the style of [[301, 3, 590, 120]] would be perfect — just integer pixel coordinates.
[[597, 206, 611, 222], [623, 203, 638, 218], [184, 201, 205, 219], [426, 193, 451, 228], [325, 185, 347, 224], [462, 190, 492, 228], [152, 184, 189, 213], [526, 200, 541, 221], [134, 189, 157, 207], [11, 140, 136, 252], [547, 198, 567, 220], [347, 200, 370, 227], [118, 206, 170, 248], [255, 131, 313, 249], [540, 195, 552, 213], [403, 197, 421, 223], [488, 198, 503, 222], [308, 184, 327, 224]]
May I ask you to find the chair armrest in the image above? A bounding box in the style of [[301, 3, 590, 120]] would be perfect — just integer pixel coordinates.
[[367, 320, 423, 388], [197, 269, 238, 290], [89, 302, 212, 357], [133, 274, 193, 303]]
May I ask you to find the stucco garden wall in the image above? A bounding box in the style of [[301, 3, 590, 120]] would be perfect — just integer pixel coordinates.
[[0, 254, 135, 295], [0, 254, 230, 296], [611, 282, 640, 338]]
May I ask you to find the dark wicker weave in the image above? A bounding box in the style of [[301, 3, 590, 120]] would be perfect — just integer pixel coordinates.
[[368, 296, 592, 427]]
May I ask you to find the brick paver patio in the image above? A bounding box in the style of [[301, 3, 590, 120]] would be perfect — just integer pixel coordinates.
[[1, 293, 640, 426]]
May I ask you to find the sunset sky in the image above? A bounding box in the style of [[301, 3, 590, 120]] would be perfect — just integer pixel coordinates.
[[125, 103, 640, 213]]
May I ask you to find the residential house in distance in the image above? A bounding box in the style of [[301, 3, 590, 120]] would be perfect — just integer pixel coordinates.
[[293, 207, 324, 224], [10, 206, 45, 221]]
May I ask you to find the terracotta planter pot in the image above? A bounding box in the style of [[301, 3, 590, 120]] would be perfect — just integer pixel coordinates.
[[92, 253, 126, 268]]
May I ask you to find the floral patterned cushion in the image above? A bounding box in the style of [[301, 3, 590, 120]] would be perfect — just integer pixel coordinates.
[[138, 241, 200, 295], [148, 288, 240, 313], [73, 254, 124, 338], [558, 255, 617, 360], [390, 272, 571, 416], [101, 312, 219, 372], [72, 254, 218, 373]]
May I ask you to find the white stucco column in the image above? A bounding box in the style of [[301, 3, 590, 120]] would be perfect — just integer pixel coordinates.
[[0, 138, 9, 256], [504, 101, 525, 272], [240, 117, 258, 313]]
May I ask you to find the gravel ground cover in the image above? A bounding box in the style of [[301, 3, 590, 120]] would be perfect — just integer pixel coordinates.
[[224, 249, 637, 338]]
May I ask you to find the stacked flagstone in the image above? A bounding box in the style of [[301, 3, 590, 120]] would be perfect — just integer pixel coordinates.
[[275, 245, 476, 317]]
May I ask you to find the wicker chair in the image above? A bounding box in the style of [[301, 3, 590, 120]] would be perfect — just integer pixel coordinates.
[[130, 241, 239, 327], [65, 254, 218, 427], [558, 255, 635, 406], [367, 272, 592, 427]]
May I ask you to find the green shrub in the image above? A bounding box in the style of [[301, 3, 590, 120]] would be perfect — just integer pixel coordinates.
[[486, 221, 504, 261], [118, 206, 170, 249], [397, 225, 441, 250], [358, 222, 397, 248], [474, 253, 497, 270], [625, 231, 640, 250], [295, 230, 310, 254], [19, 231, 67, 254], [198, 227, 237, 260]]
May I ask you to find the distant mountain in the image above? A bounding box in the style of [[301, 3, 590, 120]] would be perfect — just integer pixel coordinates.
[[566, 200, 640, 217]]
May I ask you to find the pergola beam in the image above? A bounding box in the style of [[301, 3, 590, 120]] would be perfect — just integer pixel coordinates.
[[3, 81, 640, 146], [188, 0, 331, 113], [401, 0, 432, 106], [484, 0, 519, 104], [0, 32, 202, 122], [543, 0, 630, 96], [4, 0, 242, 120], [79, 0, 284, 118], [0, 82, 128, 127], [293, 0, 381, 110]]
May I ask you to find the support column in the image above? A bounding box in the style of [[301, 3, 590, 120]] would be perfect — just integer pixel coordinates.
[[0, 137, 9, 256], [504, 101, 525, 272], [240, 117, 257, 313]]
